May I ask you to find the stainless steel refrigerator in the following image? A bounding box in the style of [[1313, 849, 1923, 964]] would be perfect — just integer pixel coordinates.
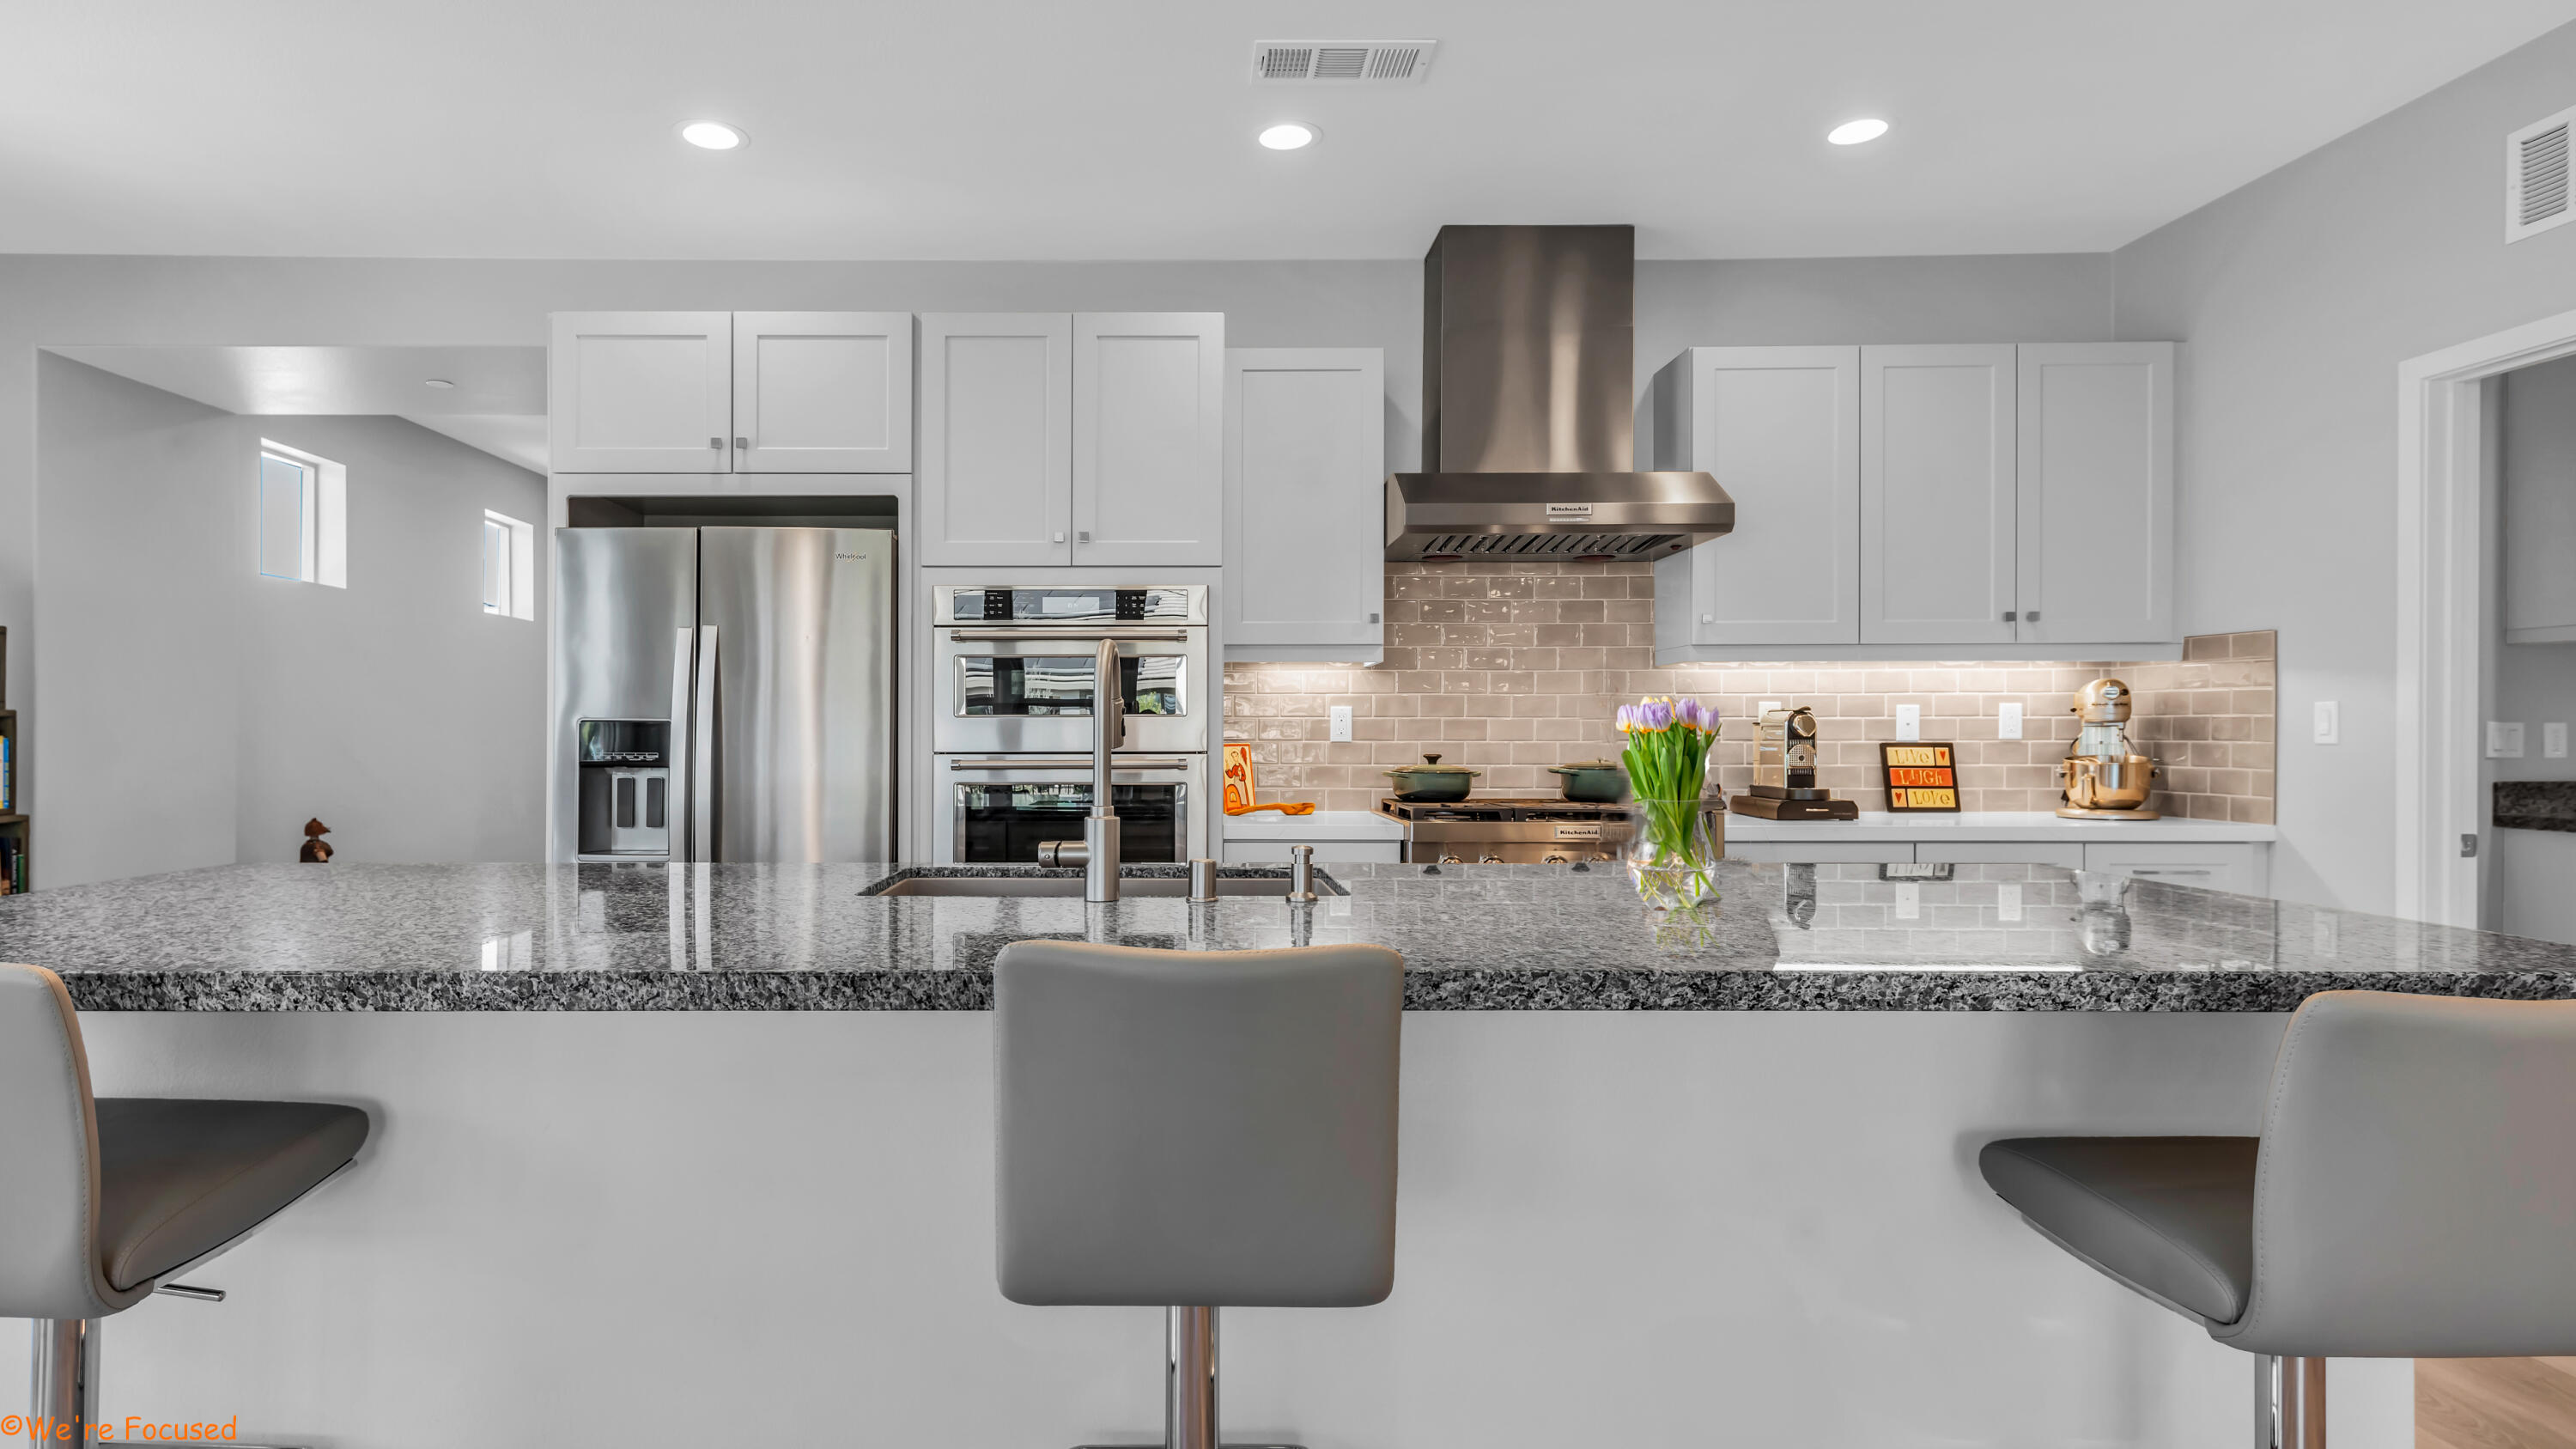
[[551, 527, 894, 863]]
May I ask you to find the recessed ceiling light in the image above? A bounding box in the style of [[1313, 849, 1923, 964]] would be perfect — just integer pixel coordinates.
[[423, 378, 455, 390], [1827, 118, 1890, 146], [1259, 123, 1316, 150], [679, 120, 747, 151]]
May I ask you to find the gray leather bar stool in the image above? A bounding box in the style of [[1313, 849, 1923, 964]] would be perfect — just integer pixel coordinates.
[[1979, 990, 2576, 1447], [1, 964, 370, 1445], [994, 941, 1403, 1449]]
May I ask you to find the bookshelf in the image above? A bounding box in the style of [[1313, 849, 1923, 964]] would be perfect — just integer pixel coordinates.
[[1, 624, 22, 894]]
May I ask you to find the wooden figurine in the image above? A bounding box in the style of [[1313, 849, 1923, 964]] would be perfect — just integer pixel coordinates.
[[300, 818, 333, 863]]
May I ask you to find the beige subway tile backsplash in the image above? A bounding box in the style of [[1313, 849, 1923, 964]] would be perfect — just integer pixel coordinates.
[[1222, 563, 2277, 819]]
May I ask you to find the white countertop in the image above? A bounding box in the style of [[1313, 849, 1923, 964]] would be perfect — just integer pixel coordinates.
[[1225, 807, 2274, 844]]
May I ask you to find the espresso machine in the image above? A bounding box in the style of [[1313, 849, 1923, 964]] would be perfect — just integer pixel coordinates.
[[2057, 678, 2161, 820], [1728, 706, 1859, 821]]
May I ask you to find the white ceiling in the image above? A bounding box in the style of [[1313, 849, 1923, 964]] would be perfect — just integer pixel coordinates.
[[51, 346, 550, 472], [6, 1, 2573, 261]]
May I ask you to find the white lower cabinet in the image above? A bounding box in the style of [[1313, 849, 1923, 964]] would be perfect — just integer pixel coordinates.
[[2080, 842, 2269, 897]]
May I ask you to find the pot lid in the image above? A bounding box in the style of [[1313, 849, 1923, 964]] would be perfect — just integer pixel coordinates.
[[1387, 753, 1479, 774], [1551, 760, 1623, 771]]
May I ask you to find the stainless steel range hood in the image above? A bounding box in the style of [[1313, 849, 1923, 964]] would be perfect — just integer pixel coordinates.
[[1387, 224, 1733, 562]]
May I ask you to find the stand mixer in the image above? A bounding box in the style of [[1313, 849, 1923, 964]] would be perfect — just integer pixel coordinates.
[[2057, 678, 2160, 820]]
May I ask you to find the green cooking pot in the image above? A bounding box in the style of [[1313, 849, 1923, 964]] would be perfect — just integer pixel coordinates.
[[1384, 753, 1481, 802], [1548, 760, 1631, 803]]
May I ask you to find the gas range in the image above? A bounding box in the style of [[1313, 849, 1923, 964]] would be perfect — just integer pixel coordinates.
[[1374, 796, 1634, 865]]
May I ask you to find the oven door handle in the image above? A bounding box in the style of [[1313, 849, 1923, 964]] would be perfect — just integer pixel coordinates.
[[947, 757, 1190, 771], [945, 629, 1192, 643]]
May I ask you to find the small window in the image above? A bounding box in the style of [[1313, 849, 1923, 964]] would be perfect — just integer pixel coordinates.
[[257, 441, 346, 588], [483, 510, 535, 620]]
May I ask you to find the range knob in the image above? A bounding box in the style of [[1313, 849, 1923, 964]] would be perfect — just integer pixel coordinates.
[[1542, 853, 1572, 865], [1438, 854, 1466, 865], [1479, 854, 1504, 864]]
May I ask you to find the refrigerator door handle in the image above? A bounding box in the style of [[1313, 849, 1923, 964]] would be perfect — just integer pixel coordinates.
[[692, 624, 719, 862], [668, 626, 695, 863]]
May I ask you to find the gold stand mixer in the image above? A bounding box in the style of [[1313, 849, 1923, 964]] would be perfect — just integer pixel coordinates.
[[2057, 678, 2161, 820]]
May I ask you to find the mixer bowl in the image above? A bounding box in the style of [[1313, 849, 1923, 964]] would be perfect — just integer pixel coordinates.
[[2063, 754, 2158, 811]]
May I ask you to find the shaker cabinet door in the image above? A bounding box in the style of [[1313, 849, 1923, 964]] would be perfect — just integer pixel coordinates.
[[548, 313, 733, 473], [1654, 346, 1861, 648], [2014, 343, 2173, 646], [1072, 313, 1224, 568], [1859, 344, 2020, 645], [1224, 348, 1386, 654], [731, 311, 914, 473], [917, 314, 1074, 566]]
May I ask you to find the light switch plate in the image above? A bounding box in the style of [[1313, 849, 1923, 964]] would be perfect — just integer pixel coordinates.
[[2549, 722, 2568, 759], [1896, 703, 1922, 742], [2313, 701, 2340, 745], [1998, 702, 2024, 740], [2488, 721, 2526, 758], [1996, 883, 2023, 922], [1329, 705, 1353, 743]]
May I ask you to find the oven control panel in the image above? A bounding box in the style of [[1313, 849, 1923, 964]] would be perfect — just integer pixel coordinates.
[[939, 586, 1206, 625]]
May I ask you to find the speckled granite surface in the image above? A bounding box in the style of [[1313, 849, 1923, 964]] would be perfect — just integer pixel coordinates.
[[1, 860, 2571, 1011], [2494, 780, 2576, 832]]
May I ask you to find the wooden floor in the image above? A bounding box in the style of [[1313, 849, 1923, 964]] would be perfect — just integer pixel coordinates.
[[2421, 1358, 2576, 1448]]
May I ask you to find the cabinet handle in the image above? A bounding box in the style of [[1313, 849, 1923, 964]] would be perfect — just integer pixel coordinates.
[[708, 436, 722, 450], [2026, 610, 2040, 623], [1368, 612, 1381, 624], [734, 435, 749, 451], [1078, 530, 1091, 543], [2002, 610, 2018, 623]]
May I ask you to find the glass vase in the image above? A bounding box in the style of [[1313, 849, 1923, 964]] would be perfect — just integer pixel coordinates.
[[1625, 796, 1723, 910]]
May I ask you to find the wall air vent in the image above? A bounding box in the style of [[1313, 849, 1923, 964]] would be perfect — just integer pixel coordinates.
[[2506, 105, 2573, 242], [1252, 40, 1437, 84]]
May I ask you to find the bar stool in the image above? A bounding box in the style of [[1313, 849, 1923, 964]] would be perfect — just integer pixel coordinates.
[[993, 940, 1403, 1449], [1979, 990, 2576, 1447], [1, 964, 371, 1445]]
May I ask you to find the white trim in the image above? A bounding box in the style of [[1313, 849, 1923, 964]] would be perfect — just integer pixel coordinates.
[[2395, 305, 2576, 925]]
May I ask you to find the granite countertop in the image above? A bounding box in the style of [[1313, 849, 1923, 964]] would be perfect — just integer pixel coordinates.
[[0, 860, 2569, 1013], [1218, 808, 2276, 843], [2494, 781, 2576, 832]]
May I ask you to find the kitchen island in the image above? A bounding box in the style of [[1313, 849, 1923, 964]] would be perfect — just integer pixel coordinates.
[[1, 861, 2512, 1449]]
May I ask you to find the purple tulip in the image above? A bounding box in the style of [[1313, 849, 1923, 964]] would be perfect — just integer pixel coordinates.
[[1615, 703, 1636, 733], [1639, 698, 1674, 732], [1674, 697, 1704, 733]]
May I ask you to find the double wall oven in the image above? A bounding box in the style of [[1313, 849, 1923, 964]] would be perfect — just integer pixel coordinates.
[[932, 585, 1210, 864]]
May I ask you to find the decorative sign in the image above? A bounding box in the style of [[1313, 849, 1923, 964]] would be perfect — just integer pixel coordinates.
[[1880, 742, 1960, 812], [1223, 742, 1257, 813]]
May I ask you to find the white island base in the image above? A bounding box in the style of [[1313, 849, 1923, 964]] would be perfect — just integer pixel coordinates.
[[16, 1009, 2403, 1448]]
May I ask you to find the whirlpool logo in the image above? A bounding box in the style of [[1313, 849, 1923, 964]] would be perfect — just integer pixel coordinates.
[[835, 552, 867, 560]]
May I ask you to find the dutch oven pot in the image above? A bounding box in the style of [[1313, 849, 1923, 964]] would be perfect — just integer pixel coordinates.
[[1384, 753, 1480, 802]]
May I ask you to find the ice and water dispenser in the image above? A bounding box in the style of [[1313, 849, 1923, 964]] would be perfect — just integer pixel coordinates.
[[576, 719, 672, 857]]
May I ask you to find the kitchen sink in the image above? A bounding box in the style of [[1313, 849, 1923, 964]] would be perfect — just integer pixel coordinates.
[[864, 873, 1327, 898]]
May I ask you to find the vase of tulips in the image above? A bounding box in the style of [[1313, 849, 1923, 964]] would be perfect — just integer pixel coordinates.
[[1617, 696, 1723, 909]]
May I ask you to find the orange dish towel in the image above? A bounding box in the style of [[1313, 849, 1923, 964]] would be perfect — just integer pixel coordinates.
[[1219, 743, 1318, 816]]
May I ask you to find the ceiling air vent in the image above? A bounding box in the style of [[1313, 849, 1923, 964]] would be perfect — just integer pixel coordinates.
[[1252, 40, 1437, 84], [2506, 105, 2573, 242]]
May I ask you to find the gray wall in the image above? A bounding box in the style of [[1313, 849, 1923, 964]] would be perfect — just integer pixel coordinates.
[[2485, 356, 2576, 941], [34, 356, 545, 883], [2111, 19, 2576, 907]]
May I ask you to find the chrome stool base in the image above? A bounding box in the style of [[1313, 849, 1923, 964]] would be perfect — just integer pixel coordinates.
[[1064, 1307, 1306, 1449]]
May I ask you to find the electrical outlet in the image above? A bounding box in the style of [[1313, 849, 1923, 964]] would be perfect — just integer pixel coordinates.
[[1896, 703, 1922, 742], [2488, 721, 2526, 758], [1997, 883, 2023, 922], [1329, 705, 1353, 743], [2312, 701, 2340, 745], [1998, 702, 2024, 740], [2549, 722, 2568, 759], [1894, 882, 1921, 920]]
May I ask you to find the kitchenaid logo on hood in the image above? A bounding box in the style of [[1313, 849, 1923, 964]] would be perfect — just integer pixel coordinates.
[[1544, 502, 1595, 521]]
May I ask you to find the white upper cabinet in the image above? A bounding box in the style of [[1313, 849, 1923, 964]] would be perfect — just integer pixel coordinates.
[[548, 312, 733, 473], [1224, 348, 1386, 657], [917, 314, 1073, 566], [1651, 347, 1861, 648], [2015, 343, 2174, 646], [1860, 344, 2020, 646], [731, 312, 914, 473], [549, 311, 914, 475], [1073, 313, 1224, 568]]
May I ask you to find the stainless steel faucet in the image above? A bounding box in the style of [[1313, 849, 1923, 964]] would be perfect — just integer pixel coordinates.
[[1036, 636, 1125, 902]]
